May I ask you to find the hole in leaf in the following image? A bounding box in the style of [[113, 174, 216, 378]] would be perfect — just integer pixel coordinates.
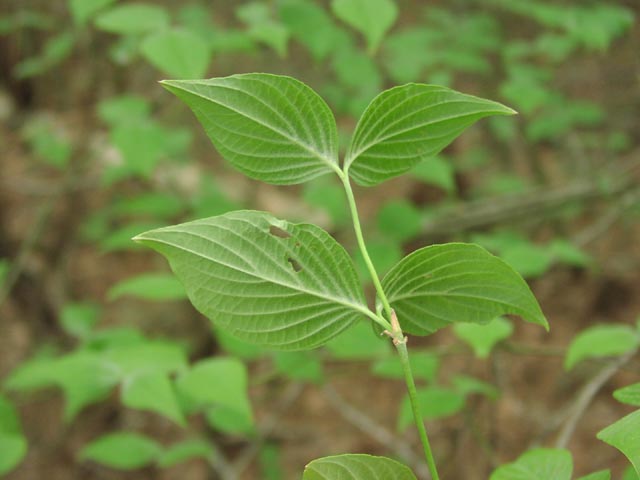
[[269, 225, 291, 238], [288, 257, 302, 272]]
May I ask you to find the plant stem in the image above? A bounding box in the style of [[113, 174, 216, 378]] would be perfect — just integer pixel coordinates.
[[396, 339, 441, 480], [339, 170, 441, 479], [339, 172, 393, 328]]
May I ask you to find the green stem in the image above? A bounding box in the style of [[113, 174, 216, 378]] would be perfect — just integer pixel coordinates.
[[339, 172, 393, 328], [338, 169, 440, 479], [396, 340, 440, 480]]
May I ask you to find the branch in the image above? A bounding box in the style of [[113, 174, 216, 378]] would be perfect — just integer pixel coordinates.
[[418, 169, 637, 240], [554, 349, 637, 449]]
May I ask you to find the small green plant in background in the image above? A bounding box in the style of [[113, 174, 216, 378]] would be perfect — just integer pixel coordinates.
[[132, 72, 545, 478]]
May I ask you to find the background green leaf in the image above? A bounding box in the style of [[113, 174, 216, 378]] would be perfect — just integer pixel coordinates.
[[614, 383, 640, 407], [303, 454, 417, 479], [80, 432, 161, 470], [382, 243, 547, 335], [576, 471, 611, 480], [94, 3, 170, 35], [0, 395, 27, 476], [565, 324, 639, 370], [158, 439, 214, 468], [140, 29, 211, 78], [162, 73, 339, 185], [121, 371, 185, 426], [135, 211, 368, 350], [490, 448, 573, 480], [107, 273, 187, 301], [397, 386, 465, 430], [597, 410, 640, 477], [68, 0, 116, 25], [331, 0, 398, 54], [453, 317, 513, 358]]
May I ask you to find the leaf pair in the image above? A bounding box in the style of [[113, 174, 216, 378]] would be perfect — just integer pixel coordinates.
[[135, 210, 547, 350], [160, 73, 515, 186]]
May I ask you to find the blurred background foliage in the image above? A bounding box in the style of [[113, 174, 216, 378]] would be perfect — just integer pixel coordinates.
[[0, 0, 639, 479]]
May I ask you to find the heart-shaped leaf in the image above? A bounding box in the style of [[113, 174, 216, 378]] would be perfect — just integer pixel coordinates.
[[303, 454, 417, 479], [162, 73, 340, 185], [382, 243, 547, 335], [344, 84, 515, 186], [134, 211, 369, 349]]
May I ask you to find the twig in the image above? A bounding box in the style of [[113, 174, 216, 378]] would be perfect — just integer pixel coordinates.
[[417, 172, 636, 239], [322, 383, 431, 479], [554, 350, 637, 449]]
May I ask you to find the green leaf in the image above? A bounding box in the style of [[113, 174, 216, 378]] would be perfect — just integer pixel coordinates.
[[214, 328, 266, 360], [134, 211, 368, 350], [98, 95, 151, 126], [280, 0, 339, 61], [331, 0, 398, 54], [453, 375, 499, 400], [273, 351, 323, 384], [161, 73, 339, 185], [565, 324, 639, 370], [326, 320, 390, 360], [491, 448, 572, 480], [382, 243, 547, 336], [303, 454, 417, 479], [344, 84, 516, 186], [206, 403, 254, 435], [0, 395, 27, 476], [60, 302, 100, 339], [68, 0, 116, 25], [597, 410, 640, 477], [576, 471, 611, 480], [121, 371, 185, 426], [104, 340, 188, 377], [397, 386, 465, 430], [453, 317, 513, 359], [80, 432, 161, 470], [409, 156, 455, 193], [614, 383, 640, 407], [623, 466, 640, 480], [377, 200, 422, 243], [5, 352, 120, 421], [176, 358, 251, 418], [501, 243, 552, 278], [108, 273, 187, 301], [158, 439, 214, 468], [94, 4, 170, 35], [303, 177, 349, 227], [236, 2, 289, 57], [354, 240, 402, 279], [140, 29, 211, 78]]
